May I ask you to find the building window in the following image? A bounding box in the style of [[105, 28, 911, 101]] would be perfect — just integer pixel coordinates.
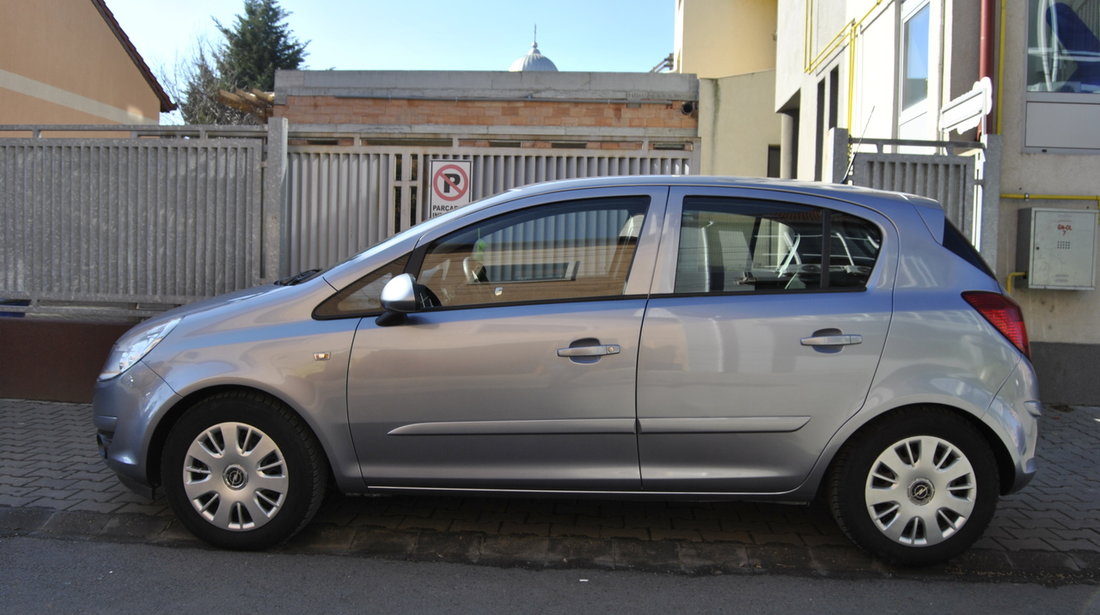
[[828, 66, 840, 130], [767, 145, 781, 178], [815, 78, 826, 180], [1028, 0, 1100, 92], [901, 3, 930, 109]]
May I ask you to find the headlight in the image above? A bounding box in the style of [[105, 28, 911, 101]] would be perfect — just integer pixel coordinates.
[[98, 317, 181, 381]]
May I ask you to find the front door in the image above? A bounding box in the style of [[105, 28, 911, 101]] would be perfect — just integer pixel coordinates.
[[347, 189, 667, 490]]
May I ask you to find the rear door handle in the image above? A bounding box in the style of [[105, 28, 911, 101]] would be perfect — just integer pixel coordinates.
[[557, 344, 621, 357], [800, 334, 862, 347]]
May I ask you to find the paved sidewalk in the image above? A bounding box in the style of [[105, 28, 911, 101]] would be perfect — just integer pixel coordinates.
[[1, 398, 1098, 583]]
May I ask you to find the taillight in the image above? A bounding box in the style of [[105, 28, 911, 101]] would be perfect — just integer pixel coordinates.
[[962, 291, 1031, 358]]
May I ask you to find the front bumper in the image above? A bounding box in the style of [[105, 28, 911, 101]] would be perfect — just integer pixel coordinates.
[[92, 361, 182, 496]]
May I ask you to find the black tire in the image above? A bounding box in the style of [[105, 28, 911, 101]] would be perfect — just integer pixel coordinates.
[[828, 408, 999, 566], [161, 391, 327, 550]]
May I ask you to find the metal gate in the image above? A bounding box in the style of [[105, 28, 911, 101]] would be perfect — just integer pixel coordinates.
[[839, 131, 1000, 265], [851, 152, 977, 235]]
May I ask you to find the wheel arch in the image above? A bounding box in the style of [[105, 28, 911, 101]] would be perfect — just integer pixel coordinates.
[[145, 385, 333, 490], [817, 403, 1018, 500]]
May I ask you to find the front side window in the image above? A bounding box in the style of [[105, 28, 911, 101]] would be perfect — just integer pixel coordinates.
[[416, 197, 649, 308], [1028, 0, 1100, 92], [674, 197, 881, 293]]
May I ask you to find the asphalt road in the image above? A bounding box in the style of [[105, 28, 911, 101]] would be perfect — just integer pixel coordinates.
[[3, 535, 1099, 614]]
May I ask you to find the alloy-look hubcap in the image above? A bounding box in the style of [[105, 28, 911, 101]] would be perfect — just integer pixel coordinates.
[[182, 422, 289, 531], [864, 435, 976, 547]]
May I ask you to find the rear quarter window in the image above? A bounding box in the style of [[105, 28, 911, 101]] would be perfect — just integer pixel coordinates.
[[942, 221, 996, 279]]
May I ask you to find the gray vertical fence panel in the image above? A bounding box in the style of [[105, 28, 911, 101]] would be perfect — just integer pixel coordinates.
[[0, 138, 263, 306], [285, 145, 694, 273], [851, 153, 976, 238]]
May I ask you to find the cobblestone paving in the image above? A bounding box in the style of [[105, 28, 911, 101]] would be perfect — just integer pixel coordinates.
[[2, 399, 1098, 581]]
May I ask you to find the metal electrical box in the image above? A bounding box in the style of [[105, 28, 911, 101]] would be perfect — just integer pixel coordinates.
[[1017, 208, 1098, 290]]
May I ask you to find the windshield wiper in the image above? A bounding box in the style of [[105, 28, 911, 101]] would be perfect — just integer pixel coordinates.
[[275, 269, 322, 286]]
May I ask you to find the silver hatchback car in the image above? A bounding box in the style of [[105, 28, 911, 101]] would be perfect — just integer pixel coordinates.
[[94, 177, 1039, 566]]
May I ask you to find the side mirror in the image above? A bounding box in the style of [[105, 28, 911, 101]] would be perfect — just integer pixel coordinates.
[[377, 273, 443, 326], [380, 273, 418, 313]]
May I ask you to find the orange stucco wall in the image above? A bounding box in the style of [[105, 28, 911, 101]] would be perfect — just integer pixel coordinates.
[[0, 0, 162, 124], [0, 88, 130, 125]]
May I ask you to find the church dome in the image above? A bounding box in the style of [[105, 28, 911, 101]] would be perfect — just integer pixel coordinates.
[[509, 41, 558, 72]]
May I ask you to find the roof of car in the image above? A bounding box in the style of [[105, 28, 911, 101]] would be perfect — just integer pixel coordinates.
[[497, 175, 942, 212]]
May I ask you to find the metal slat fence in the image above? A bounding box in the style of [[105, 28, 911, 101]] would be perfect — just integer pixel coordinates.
[[0, 123, 695, 319], [851, 153, 977, 235], [0, 138, 263, 311]]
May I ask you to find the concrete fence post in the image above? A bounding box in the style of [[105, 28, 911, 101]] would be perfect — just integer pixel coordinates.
[[979, 134, 1002, 273], [263, 117, 289, 282], [827, 127, 850, 184]]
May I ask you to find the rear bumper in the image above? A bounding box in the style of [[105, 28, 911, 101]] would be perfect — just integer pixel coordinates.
[[986, 358, 1041, 494]]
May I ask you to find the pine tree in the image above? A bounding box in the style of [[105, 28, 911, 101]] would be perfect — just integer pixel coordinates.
[[169, 0, 308, 125], [176, 45, 252, 125], [215, 0, 308, 92]]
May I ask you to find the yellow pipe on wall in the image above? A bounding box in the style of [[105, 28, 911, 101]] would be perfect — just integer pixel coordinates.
[[1006, 271, 1027, 294], [803, 0, 887, 133], [1001, 193, 1100, 207], [805, 0, 814, 71], [848, 27, 857, 131], [804, 0, 885, 73]]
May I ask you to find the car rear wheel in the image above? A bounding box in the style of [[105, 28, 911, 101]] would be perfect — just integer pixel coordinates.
[[161, 391, 327, 550], [828, 408, 999, 566]]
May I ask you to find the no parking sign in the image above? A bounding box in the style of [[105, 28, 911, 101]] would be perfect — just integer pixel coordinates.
[[429, 160, 472, 217]]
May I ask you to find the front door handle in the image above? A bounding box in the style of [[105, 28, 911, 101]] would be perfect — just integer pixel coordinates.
[[800, 334, 862, 347], [557, 344, 621, 358]]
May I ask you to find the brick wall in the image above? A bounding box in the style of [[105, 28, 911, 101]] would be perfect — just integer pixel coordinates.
[[274, 96, 698, 130]]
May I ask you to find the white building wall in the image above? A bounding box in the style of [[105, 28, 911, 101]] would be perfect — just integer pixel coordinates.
[[777, 1, 985, 178], [996, 0, 1100, 346]]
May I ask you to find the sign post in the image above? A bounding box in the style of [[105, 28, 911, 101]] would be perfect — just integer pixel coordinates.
[[429, 159, 472, 218]]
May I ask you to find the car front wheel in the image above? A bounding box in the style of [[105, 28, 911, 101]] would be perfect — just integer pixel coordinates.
[[161, 392, 327, 550], [828, 408, 999, 566]]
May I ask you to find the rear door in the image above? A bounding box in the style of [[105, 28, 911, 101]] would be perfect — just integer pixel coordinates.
[[637, 187, 896, 493]]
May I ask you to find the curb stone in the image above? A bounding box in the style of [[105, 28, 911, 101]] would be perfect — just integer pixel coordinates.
[[3, 505, 1098, 585]]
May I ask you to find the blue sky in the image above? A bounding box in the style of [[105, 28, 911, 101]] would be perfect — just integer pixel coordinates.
[[107, 0, 675, 77]]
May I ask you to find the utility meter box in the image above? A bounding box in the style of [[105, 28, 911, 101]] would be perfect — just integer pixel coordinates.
[[1017, 208, 1097, 290]]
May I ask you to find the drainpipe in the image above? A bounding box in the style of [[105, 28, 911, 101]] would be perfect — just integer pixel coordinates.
[[979, 0, 996, 135]]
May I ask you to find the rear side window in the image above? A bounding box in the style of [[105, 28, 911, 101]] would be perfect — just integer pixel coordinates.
[[674, 197, 882, 293], [943, 221, 996, 279]]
